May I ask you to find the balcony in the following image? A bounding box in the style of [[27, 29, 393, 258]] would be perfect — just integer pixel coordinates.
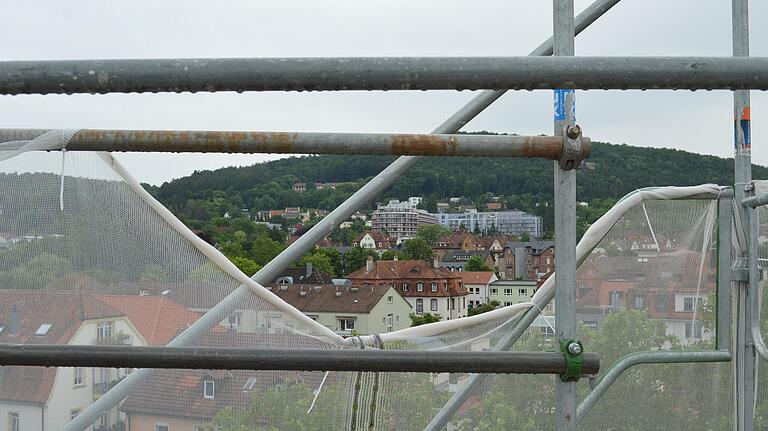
[[94, 331, 132, 346]]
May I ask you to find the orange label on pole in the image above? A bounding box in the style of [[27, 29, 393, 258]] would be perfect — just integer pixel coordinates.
[[742, 106, 751, 121]]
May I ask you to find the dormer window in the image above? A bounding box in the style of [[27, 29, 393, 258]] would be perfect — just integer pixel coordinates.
[[203, 380, 215, 399], [417, 282, 424, 292]]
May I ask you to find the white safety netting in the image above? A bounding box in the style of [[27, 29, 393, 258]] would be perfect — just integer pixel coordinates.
[[0, 132, 732, 430]]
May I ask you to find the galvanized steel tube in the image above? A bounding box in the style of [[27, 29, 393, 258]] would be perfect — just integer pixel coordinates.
[[576, 350, 732, 424], [0, 345, 600, 375], [2, 57, 768, 95]]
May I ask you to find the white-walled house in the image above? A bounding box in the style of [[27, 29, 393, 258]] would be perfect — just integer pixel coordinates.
[[0, 291, 201, 431], [460, 272, 498, 309]]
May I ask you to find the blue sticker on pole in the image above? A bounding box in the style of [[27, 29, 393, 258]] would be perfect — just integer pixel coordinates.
[[554, 89, 576, 121]]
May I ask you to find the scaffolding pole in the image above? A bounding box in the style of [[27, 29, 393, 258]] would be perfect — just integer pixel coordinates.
[[0, 345, 600, 375], [2, 57, 768, 95], [0, 128, 590, 159], [553, 0, 578, 430], [733, 0, 754, 430]]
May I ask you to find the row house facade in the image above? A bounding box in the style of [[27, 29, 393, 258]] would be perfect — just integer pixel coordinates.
[[499, 241, 555, 280], [346, 258, 468, 321]]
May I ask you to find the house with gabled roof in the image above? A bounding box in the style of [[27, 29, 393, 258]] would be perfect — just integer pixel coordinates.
[[268, 283, 411, 335], [0, 290, 202, 431], [346, 258, 467, 321]]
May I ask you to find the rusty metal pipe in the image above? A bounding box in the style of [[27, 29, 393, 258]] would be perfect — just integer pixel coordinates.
[[1, 128, 591, 160]]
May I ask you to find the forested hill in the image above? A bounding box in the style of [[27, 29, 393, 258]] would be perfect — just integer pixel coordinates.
[[155, 140, 768, 214]]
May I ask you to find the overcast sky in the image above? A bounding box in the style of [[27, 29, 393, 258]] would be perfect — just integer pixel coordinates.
[[1, 0, 766, 185]]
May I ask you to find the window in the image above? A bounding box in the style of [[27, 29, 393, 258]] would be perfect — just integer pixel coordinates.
[[609, 292, 622, 311], [35, 324, 52, 336], [431, 282, 438, 292], [70, 409, 80, 421], [228, 313, 241, 328], [339, 318, 355, 332], [243, 377, 257, 391], [504, 288, 513, 296], [387, 296, 393, 303], [518, 288, 527, 295], [451, 298, 456, 310], [490, 288, 498, 295], [203, 380, 215, 399], [417, 282, 424, 292], [443, 281, 448, 292], [73, 367, 84, 386], [9, 413, 19, 431], [96, 321, 113, 340], [655, 294, 669, 312], [402, 282, 409, 292], [634, 295, 645, 309], [155, 424, 169, 431], [683, 297, 702, 312], [685, 322, 703, 339], [416, 299, 424, 314], [430, 299, 438, 311]]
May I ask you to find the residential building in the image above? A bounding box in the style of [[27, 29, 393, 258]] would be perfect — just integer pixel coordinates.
[[371, 198, 437, 241], [499, 241, 555, 280], [576, 248, 716, 345], [487, 279, 536, 307], [432, 209, 543, 238], [292, 182, 307, 193], [346, 258, 468, 321], [460, 272, 498, 309], [269, 284, 411, 335], [121, 334, 326, 431], [352, 231, 396, 252], [439, 250, 495, 272], [433, 231, 482, 260], [0, 290, 198, 431]]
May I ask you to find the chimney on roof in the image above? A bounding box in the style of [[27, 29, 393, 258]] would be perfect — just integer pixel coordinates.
[[433, 257, 439, 268], [306, 261, 313, 278], [366, 256, 374, 272]]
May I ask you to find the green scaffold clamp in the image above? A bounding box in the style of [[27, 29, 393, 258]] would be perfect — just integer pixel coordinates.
[[559, 339, 584, 382]]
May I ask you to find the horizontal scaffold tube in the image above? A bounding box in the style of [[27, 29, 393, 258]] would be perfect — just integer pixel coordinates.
[[1, 57, 768, 95], [0, 345, 600, 375], [0, 128, 590, 159]]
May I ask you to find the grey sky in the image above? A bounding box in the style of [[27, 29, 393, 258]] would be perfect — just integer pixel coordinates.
[[0, 0, 766, 185]]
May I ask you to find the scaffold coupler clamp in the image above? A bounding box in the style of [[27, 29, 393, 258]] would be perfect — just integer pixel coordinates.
[[560, 124, 588, 170], [559, 339, 584, 382]]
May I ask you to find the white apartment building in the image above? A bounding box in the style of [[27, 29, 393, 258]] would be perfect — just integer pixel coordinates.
[[372, 198, 437, 240], [433, 209, 543, 238]]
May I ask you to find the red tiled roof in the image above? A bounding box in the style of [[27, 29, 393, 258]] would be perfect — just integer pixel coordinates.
[[0, 291, 124, 404], [96, 295, 202, 346], [460, 272, 496, 285], [346, 260, 460, 281]]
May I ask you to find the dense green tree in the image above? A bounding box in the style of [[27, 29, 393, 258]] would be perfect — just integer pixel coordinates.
[[464, 255, 492, 272], [297, 251, 336, 277], [415, 224, 452, 246], [380, 250, 403, 261], [228, 256, 262, 277], [401, 238, 434, 262], [410, 313, 441, 326], [468, 300, 500, 316], [251, 236, 285, 267], [340, 247, 378, 275]]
